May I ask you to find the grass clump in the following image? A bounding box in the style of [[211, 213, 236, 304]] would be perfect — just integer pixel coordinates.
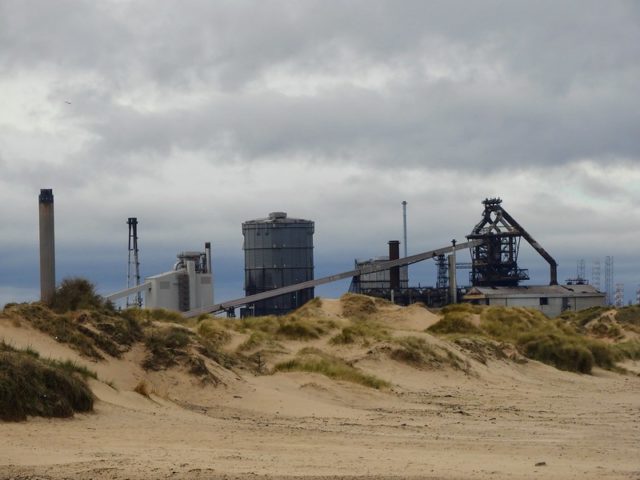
[[611, 341, 640, 361], [615, 306, 640, 327], [340, 293, 378, 319], [4, 303, 143, 360], [274, 347, 389, 389], [133, 379, 151, 397], [197, 320, 232, 346], [0, 342, 94, 421], [428, 311, 481, 335], [149, 308, 186, 324], [517, 333, 595, 373], [235, 312, 332, 341], [391, 336, 469, 372], [559, 306, 610, 327], [49, 278, 111, 314], [142, 327, 192, 370], [441, 303, 484, 315], [330, 321, 390, 345]]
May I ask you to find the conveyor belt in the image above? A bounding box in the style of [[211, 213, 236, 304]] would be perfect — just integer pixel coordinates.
[[183, 240, 481, 318]]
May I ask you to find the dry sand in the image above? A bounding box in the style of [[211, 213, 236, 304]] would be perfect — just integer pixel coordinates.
[[1, 301, 639, 480]]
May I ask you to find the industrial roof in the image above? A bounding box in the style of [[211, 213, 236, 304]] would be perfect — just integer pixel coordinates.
[[243, 211, 313, 225], [464, 284, 604, 299]]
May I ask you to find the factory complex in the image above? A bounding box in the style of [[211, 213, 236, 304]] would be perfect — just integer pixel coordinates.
[[38, 190, 606, 318]]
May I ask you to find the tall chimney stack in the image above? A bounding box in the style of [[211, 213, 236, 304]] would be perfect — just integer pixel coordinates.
[[39, 189, 55, 303]]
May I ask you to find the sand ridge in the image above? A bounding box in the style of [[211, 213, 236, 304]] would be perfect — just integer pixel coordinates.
[[1, 299, 639, 479]]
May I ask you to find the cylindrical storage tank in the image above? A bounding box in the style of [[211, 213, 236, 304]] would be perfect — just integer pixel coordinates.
[[242, 212, 314, 316]]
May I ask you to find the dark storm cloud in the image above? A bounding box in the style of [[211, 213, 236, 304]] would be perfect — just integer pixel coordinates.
[[2, 0, 639, 174]]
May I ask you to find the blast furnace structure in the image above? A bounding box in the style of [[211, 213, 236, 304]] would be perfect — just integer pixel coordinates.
[[242, 212, 314, 316]]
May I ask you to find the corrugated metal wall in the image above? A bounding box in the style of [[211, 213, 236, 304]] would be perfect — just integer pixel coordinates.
[[242, 212, 314, 315]]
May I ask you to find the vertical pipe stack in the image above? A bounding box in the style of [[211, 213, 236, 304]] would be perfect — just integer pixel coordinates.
[[448, 242, 457, 304], [388, 240, 400, 291], [402, 201, 408, 258], [38, 189, 55, 303]]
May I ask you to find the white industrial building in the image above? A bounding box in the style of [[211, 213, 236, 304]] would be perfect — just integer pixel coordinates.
[[462, 284, 605, 317], [107, 247, 214, 312]]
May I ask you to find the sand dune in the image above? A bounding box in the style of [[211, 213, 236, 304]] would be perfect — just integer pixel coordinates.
[[1, 299, 639, 479]]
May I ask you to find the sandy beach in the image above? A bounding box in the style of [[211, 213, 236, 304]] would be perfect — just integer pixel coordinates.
[[1, 299, 639, 479]]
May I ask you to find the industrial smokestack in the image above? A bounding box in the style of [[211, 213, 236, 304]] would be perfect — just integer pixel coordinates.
[[205, 242, 212, 274], [39, 189, 55, 303], [388, 240, 400, 291], [448, 240, 457, 304], [401, 201, 407, 258]]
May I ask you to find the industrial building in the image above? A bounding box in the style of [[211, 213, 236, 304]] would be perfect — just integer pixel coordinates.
[[144, 249, 214, 312], [463, 285, 605, 317], [107, 245, 214, 313], [89, 193, 607, 318], [242, 212, 314, 316]]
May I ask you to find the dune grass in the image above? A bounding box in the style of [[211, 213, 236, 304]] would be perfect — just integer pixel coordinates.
[[142, 327, 192, 370], [426, 305, 633, 374], [274, 347, 389, 389], [197, 320, 232, 346], [391, 336, 469, 372], [0, 342, 94, 421], [330, 320, 390, 345], [427, 311, 481, 335], [340, 293, 378, 319], [48, 277, 111, 314]]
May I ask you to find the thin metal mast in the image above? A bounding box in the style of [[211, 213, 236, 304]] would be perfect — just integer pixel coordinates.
[[402, 201, 408, 258], [127, 217, 142, 307]]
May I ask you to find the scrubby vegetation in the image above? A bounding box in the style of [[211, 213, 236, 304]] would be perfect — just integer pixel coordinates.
[[3, 302, 143, 360], [274, 347, 389, 390], [428, 304, 640, 374], [330, 320, 390, 345], [49, 277, 112, 314], [340, 293, 378, 319], [391, 336, 469, 372], [0, 342, 94, 421]]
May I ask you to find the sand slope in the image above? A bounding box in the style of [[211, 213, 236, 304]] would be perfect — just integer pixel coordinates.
[[1, 300, 639, 480]]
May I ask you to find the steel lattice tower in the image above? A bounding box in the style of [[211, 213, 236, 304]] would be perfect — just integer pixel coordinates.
[[127, 217, 142, 308], [604, 256, 614, 305], [436, 254, 448, 289], [577, 259, 586, 281], [591, 259, 601, 291], [614, 283, 624, 308]]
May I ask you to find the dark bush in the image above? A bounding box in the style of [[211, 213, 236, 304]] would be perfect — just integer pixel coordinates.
[[49, 278, 106, 313]]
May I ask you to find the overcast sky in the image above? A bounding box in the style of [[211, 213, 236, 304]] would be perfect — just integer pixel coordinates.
[[1, 0, 639, 307]]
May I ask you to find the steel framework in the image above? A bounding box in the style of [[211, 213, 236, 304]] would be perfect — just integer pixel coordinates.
[[126, 217, 142, 308], [467, 198, 558, 287]]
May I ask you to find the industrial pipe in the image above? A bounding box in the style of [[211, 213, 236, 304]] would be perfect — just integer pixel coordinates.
[[388, 240, 400, 291], [38, 189, 55, 303]]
